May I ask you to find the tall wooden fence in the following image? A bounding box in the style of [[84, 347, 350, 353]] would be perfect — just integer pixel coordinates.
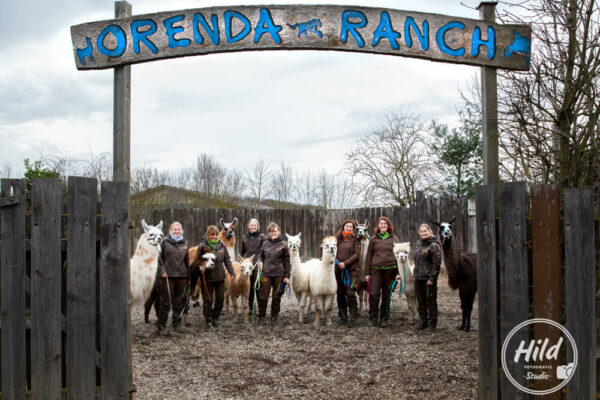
[[130, 192, 469, 259], [0, 177, 130, 399], [476, 183, 598, 399]]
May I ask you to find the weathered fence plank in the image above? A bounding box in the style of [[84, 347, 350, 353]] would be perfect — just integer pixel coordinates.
[[66, 177, 98, 400], [100, 181, 130, 399], [30, 179, 62, 400], [564, 187, 595, 399], [476, 184, 498, 400], [498, 182, 528, 400], [0, 179, 27, 400], [531, 184, 561, 398]]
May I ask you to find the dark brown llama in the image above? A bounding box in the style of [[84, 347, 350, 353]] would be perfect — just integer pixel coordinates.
[[432, 218, 477, 332]]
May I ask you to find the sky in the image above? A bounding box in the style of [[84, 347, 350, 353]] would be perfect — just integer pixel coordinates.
[[0, 0, 486, 179]]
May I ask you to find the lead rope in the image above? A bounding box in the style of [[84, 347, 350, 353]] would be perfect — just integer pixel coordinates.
[[252, 264, 262, 324], [386, 279, 398, 316]]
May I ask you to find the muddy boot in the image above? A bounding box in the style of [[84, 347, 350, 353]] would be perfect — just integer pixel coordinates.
[[379, 317, 389, 328], [367, 315, 378, 327], [458, 312, 466, 331], [337, 307, 348, 325], [271, 317, 279, 327], [157, 326, 169, 336], [347, 319, 357, 328], [417, 320, 428, 331], [426, 320, 437, 332], [256, 317, 265, 326]]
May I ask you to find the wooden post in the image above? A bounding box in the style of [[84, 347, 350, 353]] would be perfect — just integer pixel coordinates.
[[113, 1, 131, 182], [478, 2, 499, 185]]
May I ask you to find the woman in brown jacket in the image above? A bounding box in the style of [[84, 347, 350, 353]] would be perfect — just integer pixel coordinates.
[[257, 223, 291, 326], [413, 223, 442, 331], [365, 216, 401, 327], [335, 219, 361, 327]]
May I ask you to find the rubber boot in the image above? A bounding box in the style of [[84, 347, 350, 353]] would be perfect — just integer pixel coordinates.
[[426, 320, 437, 332], [417, 320, 428, 330], [337, 307, 348, 325]]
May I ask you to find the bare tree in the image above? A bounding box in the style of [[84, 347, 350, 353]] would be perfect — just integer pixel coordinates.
[[346, 110, 437, 206], [496, 0, 600, 186], [293, 170, 315, 206], [269, 162, 294, 205], [0, 161, 19, 179], [246, 158, 271, 204], [130, 166, 172, 195]]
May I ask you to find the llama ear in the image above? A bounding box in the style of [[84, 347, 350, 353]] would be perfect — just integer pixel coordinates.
[[249, 254, 255, 262], [449, 217, 456, 225], [236, 254, 243, 263], [429, 220, 441, 227], [285, 233, 291, 239], [364, 219, 369, 228], [219, 218, 225, 228], [141, 219, 149, 231], [232, 218, 238, 227], [297, 232, 301, 238]]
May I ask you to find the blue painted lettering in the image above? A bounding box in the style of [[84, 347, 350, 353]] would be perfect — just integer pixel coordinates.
[[193, 13, 220, 46], [471, 26, 495, 59], [96, 25, 126, 57], [224, 10, 251, 43], [372, 11, 400, 49], [254, 8, 282, 44], [131, 19, 158, 54], [436, 21, 465, 57], [340, 10, 367, 48], [404, 17, 429, 50], [164, 15, 191, 49]]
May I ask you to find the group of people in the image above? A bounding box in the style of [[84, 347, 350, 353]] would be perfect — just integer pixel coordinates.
[[150, 216, 442, 335]]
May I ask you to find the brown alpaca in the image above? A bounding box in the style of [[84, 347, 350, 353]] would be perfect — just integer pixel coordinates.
[[432, 218, 477, 332]]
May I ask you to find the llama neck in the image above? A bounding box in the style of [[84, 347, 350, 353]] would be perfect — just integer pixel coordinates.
[[398, 259, 413, 280], [219, 233, 236, 260], [134, 234, 159, 258], [442, 239, 459, 277], [291, 250, 301, 268]]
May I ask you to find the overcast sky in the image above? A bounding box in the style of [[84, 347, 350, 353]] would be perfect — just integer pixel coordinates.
[[0, 0, 488, 179]]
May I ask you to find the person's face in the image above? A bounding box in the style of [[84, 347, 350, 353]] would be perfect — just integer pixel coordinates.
[[343, 222, 354, 233], [171, 225, 182, 236], [249, 222, 258, 233], [208, 232, 218, 242], [419, 226, 431, 240], [378, 219, 388, 233], [269, 228, 280, 240]]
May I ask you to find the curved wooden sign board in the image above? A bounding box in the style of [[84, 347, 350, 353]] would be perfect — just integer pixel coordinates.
[[71, 5, 531, 71]]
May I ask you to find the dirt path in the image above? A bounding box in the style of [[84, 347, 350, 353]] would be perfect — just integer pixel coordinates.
[[132, 274, 478, 399]]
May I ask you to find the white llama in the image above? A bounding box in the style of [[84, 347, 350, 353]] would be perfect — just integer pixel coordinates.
[[355, 220, 370, 312], [130, 220, 164, 305], [394, 242, 418, 324], [309, 236, 338, 327], [286, 233, 320, 323]]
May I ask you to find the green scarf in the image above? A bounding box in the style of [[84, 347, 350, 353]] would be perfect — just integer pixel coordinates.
[[378, 232, 390, 240], [207, 239, 219, 249]]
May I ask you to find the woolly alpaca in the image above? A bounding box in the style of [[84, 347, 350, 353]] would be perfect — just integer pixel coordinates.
[[286, 233, 319, 323], [225, 256, 260, 323], [130, 220, 164, 305], [393, 242, 418, 324], [432, 218, 478, 332], [309, 236, 338, 327], [219, 218, 238, 261], [354, 220, 370, 312]]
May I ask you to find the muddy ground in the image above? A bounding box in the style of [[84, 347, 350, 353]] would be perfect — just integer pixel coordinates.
[[132, 271, 479, 400]]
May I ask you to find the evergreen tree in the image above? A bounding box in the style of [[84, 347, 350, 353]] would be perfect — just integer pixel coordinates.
[[23, 158, 60, 191]]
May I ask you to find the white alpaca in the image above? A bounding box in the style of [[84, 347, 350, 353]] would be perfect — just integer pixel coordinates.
[[355, 220, 370, 312], [394, 242, 418, 324], [130, 220, 164, 305], [309, 236, 338, 327], [286, 233, 319, 323]]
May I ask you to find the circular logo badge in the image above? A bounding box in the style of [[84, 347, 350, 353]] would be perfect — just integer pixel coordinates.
[[501, 318, 577, 395]]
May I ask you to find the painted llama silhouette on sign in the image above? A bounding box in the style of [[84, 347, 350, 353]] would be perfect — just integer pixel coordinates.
[[76, 37, 95, 65], [287, 19, 323, 39]]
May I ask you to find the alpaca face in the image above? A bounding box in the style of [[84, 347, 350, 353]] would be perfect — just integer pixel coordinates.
[[355, 220, 369, 240], [239, 255, 256, 276], [201, 252, 217, 270], [141, 219, 164, 247], [220, 218, 238, 239], [286, 233, 301, 252], [439, 222, 453, 243], [321, 237, 337, 258], [393, 242, 411, 263]]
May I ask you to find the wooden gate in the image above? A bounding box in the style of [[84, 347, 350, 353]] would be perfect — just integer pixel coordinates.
[[476, 183, 597, 399], [0, 177, 130, 399]]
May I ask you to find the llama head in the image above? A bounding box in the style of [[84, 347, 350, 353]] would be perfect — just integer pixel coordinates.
[[141, 219, 164, 247], [394, 242, 411, 264], [355, 220, 370, 240], [195, 245, 216, 271], [439, 218, 456, 244], [286, 233, 301, 253], [219, 218, 238, 239], [239, 255, 258, 276], [321, 236, 337, 260]]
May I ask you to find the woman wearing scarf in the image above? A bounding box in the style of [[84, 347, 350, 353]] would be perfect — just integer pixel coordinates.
[[156, 222, 190, 336], [241, 218, 266, 315], [197, 225, 235, 329], [413, 223, 442, 332], [335, 219, 361, 327], [364, 216, 400, 327]]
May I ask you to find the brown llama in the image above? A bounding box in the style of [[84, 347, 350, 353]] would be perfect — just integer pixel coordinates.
[[432, 218, 477, 332]]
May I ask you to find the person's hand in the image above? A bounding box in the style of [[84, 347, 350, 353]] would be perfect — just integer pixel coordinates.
[[365, 275, 370, 283], [427, 279, 433, 286], [338, 262, 346, 270], [283, 278, 291, 284], [161, 273, 167, 278], [395, 274, 401, 281]]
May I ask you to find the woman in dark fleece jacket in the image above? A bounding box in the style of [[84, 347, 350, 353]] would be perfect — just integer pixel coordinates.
[[335, 219, 361, 327], [157, 222, 189, 336], [197, 225, 235, 329], [365, 216, 400, 327], [241, 218, 266, 315], [257, 222, 291, 326], [413, 223, 442, 332]]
